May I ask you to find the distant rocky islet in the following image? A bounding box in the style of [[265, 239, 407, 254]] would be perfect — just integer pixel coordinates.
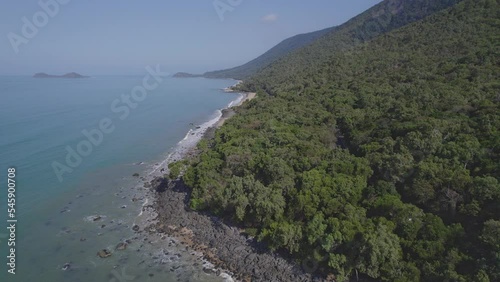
[[33, 72, 89, 78]]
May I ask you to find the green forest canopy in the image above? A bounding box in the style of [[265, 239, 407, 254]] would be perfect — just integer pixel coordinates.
[[202, 0, 462, 80], [179, 0, 500, 281]]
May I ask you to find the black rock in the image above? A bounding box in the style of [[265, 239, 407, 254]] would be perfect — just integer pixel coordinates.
[[150, 177, 169, 193]]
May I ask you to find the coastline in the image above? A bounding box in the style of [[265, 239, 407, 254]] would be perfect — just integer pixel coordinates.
[[217, 90, 255, 128], [125, 86, 253, 280], [147, 89, 254, 177], [141, 85, 324, 281], [204, 91, 256, 139], [79, 83, 253, 282]]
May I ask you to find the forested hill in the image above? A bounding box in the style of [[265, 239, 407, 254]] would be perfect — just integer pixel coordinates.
[[244, 0, 464, 88], [203, 27, 335, 79], [178, 0, 500, 281], [202, 0, 462, 80]]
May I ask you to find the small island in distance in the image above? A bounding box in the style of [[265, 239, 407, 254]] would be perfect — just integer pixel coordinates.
[[33, 72, 89, 78]]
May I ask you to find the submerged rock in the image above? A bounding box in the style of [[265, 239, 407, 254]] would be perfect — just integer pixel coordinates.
[[62, 263, 71, 271], [88, 215, 102, 222], [116, 242, 127, 251], [60, 207, 70, 213], [97, 249, 112, 258]]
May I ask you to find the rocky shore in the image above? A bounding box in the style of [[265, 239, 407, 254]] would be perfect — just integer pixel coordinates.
[[148, 90, 331, 281], [153, 178, 324, 282]]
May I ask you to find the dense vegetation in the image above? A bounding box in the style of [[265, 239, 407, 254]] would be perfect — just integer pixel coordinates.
[[179, 0, 499, 281], [203, 0, 462, 80]]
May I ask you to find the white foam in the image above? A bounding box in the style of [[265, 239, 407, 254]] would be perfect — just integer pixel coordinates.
[[227, 93, 244, 108], [148, 93, 243, 177]]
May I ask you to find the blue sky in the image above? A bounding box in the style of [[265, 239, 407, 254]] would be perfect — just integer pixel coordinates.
[[0, 0, 381, 75]]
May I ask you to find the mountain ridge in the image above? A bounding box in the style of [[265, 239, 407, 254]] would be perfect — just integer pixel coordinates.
[[203, 26, 337, 79], [188, 0, 463, 80]]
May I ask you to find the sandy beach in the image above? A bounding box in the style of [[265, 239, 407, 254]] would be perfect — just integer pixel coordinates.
[[216, 92, 256, 128]]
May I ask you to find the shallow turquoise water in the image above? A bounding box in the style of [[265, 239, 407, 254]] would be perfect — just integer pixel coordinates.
[[0, 75, 239, 281]]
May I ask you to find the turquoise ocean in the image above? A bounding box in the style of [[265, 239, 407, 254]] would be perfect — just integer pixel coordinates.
[[0, 75, 240, 282]]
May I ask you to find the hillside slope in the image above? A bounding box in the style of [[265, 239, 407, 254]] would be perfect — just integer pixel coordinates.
[[181, 0, 500, 280], [203, 0, 462, 80], [203, 27, 335, 79]]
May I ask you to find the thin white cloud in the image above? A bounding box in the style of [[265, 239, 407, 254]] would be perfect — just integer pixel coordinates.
[[261, 13, 278, 23]]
